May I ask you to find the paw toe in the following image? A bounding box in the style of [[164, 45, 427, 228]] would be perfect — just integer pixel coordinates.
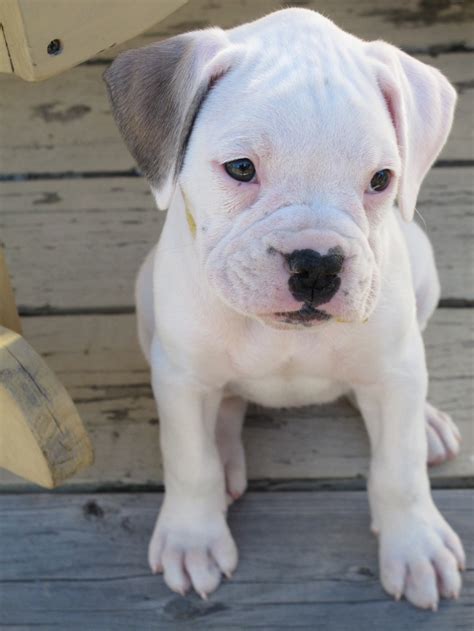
[[148, 532, 165, 574], [211, 532, 238, 578], [380, 557, 405, 599], [184, 548, 221, 598], [433, 547, 462, 599], [162, 546, 191, 595], [404, 559, 438, 610], [442, 527, 466, 571]]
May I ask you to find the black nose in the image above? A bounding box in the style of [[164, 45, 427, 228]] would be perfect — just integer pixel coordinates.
[[286, 249, 344, 306]]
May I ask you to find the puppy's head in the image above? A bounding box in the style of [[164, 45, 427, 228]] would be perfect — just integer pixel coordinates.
[[104, 8, 456, 328]]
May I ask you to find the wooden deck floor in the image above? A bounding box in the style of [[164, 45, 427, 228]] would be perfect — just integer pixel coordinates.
[[1, 492, 473, 630], [1, 1, 473, 628]]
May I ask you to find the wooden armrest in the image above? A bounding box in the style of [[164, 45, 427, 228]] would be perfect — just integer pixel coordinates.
[[0, 0, 188, 81], [0, 325, 94, 487]]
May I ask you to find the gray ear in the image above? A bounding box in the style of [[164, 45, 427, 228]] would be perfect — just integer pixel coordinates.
[[104, 29, 232, 209]]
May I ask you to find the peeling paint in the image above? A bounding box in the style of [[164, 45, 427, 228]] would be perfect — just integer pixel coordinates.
[[363, 0, 473, 26], [32, 102, 92, 123], [33, 192, 62, 205]]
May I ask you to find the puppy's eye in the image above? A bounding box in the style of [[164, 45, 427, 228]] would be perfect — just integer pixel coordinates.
[[224, 158, 256, 182], [368, 169, 392, 193]]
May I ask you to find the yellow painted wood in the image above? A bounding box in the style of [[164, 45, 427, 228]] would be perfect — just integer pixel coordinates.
[[0, 325, 94, 488], [0, 0, 187, 81], [0, 249, 21, 334], [0, 1, 29, 77]]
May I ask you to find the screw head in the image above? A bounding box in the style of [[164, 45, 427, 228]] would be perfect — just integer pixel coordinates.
[[47, 39, 62, 56]]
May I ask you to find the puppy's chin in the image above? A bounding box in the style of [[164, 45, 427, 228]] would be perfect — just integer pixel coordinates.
[[259, 318, 330, 331], [256, 305, 333, 330]]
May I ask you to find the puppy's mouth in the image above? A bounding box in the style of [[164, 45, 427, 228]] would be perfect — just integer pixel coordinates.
[[273, 303, 331, 326]]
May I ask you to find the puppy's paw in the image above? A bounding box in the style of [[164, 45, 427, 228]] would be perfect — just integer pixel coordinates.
[[148, 503, 238, 599], [219, 439, 247, 505], [216, 399, 247, 504], [379, 505, 465, 610], [425, 402, 461, 466]]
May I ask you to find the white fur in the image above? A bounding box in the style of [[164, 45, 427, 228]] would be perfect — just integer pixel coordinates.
[[134, 9, 463, 609]]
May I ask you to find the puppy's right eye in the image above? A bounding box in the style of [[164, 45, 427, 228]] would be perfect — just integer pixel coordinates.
[[224, 158, 256, 182]]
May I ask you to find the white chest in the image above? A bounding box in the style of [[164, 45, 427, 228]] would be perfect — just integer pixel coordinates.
[[228, 373, 348, 407], [226, 328, 349, 407]]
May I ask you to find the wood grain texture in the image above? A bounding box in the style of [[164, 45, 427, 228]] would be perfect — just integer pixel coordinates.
[[1, 167, 472, 312], [0, 22, 13, 74], [0, 177, 163, 312], [0, 325, 94, 487], [0, 53, 472, 174], [97, 0, 474, 58], [0, 491, 472, 629], [0, 309, 471, 490]]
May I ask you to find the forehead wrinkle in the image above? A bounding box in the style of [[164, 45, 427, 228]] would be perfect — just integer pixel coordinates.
[[239, 18, 358, 74], [230, 35, 373, 117], [196, 16, 399, 176], [207, 82, 396, 178], [212, 129, 273, 162]]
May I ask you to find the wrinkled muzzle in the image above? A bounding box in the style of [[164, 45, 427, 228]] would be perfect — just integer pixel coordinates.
[[204, 206, 380, 327]]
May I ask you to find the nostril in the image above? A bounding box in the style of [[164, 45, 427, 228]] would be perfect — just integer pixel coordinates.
[[285, 249, 322, 275], [323, 254, 344, 275], [285, 249, 344, 277], [294, 269, 309, 279], [314, 273, 339, 291]]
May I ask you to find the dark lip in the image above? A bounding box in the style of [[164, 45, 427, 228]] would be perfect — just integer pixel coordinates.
[[273, 303, 331, 325]]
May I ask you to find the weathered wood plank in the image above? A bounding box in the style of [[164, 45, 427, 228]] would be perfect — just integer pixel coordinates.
[[1, 167, 472, 311], [0, 491, 472, 629], [96, 0, 474, 59], [0, 177, 163, 311], [0, 309, 471, 490], [0, 51, 472, 174]]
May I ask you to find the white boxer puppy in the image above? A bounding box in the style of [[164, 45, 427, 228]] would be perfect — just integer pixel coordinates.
[[104, 8, 464, 610]]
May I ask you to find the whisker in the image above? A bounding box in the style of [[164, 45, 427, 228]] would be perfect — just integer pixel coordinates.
[[414, 206, 427, 230]]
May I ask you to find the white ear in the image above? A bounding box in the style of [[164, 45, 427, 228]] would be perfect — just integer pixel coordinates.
[[366, 41, 457, 221], [104, 29, 234, 210]]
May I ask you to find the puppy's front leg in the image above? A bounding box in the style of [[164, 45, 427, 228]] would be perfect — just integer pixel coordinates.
[[148, 345, 237, 599], [355, 328, 465, 610]]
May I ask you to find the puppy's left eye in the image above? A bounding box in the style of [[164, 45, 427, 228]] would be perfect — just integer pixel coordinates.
[[368, 169, 392, 193], [224, 158, 256, 182]]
